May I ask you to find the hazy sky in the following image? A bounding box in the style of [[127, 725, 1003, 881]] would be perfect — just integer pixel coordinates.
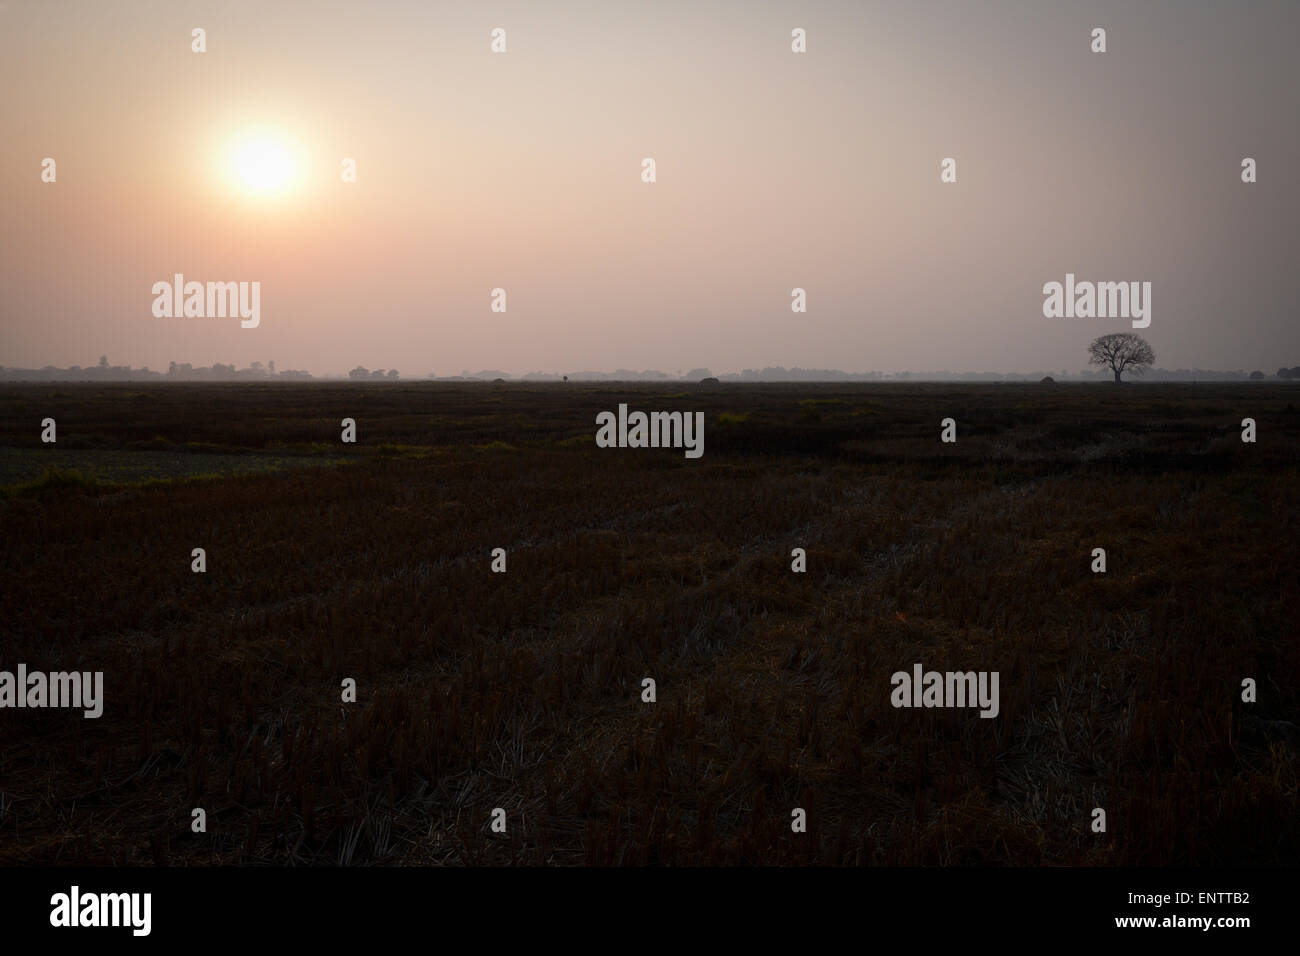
[[2, 0, 1297, 376]]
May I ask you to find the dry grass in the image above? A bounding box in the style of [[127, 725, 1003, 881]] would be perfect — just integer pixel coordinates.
[[0, 381, 1296, 865]]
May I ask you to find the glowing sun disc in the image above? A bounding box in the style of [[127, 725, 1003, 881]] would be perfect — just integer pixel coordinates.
[[233, 139, 294, 193]]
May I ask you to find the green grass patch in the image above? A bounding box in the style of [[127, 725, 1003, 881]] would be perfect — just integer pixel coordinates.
[[0, 447, 353, 491], [2, 466, 105, 498]]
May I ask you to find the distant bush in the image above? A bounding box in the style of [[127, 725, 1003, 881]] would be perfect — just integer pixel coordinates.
[[127, 435, 174, 451]]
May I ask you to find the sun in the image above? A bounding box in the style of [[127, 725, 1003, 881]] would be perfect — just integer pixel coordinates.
[[229, 136, 296, 195]]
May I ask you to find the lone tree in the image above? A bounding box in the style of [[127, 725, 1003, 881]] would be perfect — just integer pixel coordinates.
[[1088, 332, 1154, 383]]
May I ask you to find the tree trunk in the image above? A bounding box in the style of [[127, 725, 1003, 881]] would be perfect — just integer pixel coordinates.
[[1113, 368, 1122, 383]]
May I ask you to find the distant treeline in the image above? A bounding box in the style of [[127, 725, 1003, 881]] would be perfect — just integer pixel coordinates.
[[4, 360, 1299, 383], [0, 358, 312, 382], [449, 366, 1300, 383]]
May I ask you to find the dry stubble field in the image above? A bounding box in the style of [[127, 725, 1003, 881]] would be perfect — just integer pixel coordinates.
[[0, 381, 1296, 865]]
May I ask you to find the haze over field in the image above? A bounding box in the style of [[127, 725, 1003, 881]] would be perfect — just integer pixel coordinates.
[[2, 0, 1297, 377]]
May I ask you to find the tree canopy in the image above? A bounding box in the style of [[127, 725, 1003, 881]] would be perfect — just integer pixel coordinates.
[[1088, 333, 1155, 382]]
